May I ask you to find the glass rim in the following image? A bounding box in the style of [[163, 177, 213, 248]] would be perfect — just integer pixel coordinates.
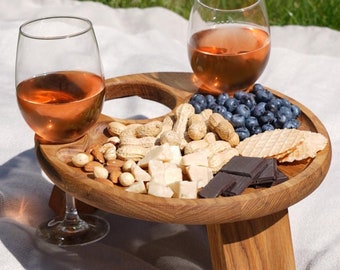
[[19, 16, 93, 40], [196, 0, 262, 12]]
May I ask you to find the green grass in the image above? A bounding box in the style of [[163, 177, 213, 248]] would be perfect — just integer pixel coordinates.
[[80, 0, 340, 31], [266, 0, 340, 30]]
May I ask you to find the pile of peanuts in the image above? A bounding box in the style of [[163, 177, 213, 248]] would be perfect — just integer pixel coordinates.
[[70, 103, 241, 196]]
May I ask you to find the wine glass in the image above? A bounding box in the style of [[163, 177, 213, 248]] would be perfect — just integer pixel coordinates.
[[15, 16, 109, 246], [187, 0, 271, 95]]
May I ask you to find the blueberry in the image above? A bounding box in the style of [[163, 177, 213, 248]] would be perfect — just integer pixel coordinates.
[[213, 105, 227, 114], [208, 102, 218, 110], [262, 123, 275, 131], [259, 111, 275, 124], [205, 94, 216, 106], [217, 93, 229, 105], [279, 106, 293, 120], [240, 94, 256, 111], [252, 102, 266, 117], [290, 104, 301, 118], [225, 98, 239, 112], [205, 94, 216, 104], [236, 104, 251, 118], [280, 98, 291, 107], [190, 93, 201, 102], [266, 98, 282, 112], [191, 94, 207, 110], [245, 116, 259, 130], [234, 90, 247, 100], [190, 101, 202, 114], [249, 125, 263, 135], [231, 114, 246, 128], [266, 90, 274, 101], [221, 110, 233, 121], [283, 119, 300, 129], [235, 127, 250, 140], [252, 83, 265, 93], [254, 88, 273, 102], [274, 110, 288, 128]]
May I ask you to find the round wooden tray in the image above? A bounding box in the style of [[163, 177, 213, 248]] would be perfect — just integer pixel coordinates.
[[37, 72, 332, 225]]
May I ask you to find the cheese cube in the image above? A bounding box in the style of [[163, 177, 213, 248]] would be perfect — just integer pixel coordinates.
[[181, 151, 209, 167], [177, 181, 198, 199], [186, 165, 214, 188], [125, 180, 147, 194], [147, 181, 174, 198], [164, 163, 183, 186], [148, 159, 165, 179], [138, 143, 173, 168], [131, 163, 151, 182], [169, 145, 182, 165]]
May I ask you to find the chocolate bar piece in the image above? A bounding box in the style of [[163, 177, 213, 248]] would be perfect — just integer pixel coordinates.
[[221, 156, 267, 178], [251, 158, 277, 187], [254, 158, 277, 183], [272, 169, 289, 185], [221, 174, 253, 196], [199, 156, 290, 198], [198, 172, 234, 198], [252, 159, 290, 187]]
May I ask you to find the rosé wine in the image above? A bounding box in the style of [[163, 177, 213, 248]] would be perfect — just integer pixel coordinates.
[[17, 70, 105, 143], [188, 25, 270, 94]]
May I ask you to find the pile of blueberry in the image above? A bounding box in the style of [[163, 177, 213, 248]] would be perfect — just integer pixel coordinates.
[[189, 83, 301, 140]]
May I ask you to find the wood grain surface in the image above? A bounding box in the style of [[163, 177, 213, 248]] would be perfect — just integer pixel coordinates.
[[37, 72, 332, 225], [36, 72, 332, 269]]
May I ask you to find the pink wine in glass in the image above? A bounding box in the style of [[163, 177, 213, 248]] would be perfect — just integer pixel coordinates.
[[17, 70, 105, 143], [188, 25, 270, 94]]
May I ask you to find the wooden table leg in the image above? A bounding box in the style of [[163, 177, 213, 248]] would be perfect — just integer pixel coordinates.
[[206, 209, 296, 270]]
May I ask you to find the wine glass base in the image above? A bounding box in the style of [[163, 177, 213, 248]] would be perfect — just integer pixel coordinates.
[[36, 214, 110, 247]]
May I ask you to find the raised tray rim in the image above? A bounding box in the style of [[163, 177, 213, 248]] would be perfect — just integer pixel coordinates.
[[37, 72, 332, 224]]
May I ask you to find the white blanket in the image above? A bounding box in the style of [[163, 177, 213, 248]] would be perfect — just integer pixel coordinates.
[[0, 0, 339, 269]]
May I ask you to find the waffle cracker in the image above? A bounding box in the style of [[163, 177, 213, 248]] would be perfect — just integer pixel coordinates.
[[236, 129, 305, 158], [279, 131, 328, 162]]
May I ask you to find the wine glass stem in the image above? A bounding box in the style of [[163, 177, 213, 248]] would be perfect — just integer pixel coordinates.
[[62, 193, 89, 233]]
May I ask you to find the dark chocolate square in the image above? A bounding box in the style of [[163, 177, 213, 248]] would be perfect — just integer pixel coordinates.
[[272, 169, 289, 185], [221, 156, 267, 178], [221, 174, 253, 196], [198, 172, 235, 198], [252, 158, 277, 185]]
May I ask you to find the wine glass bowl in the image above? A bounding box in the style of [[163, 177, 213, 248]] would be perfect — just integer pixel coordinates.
[[187, 0, 271, 95], [15, 16, 109, 246], [17, 71, 105, 144], [16, 16, 105, 144]]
